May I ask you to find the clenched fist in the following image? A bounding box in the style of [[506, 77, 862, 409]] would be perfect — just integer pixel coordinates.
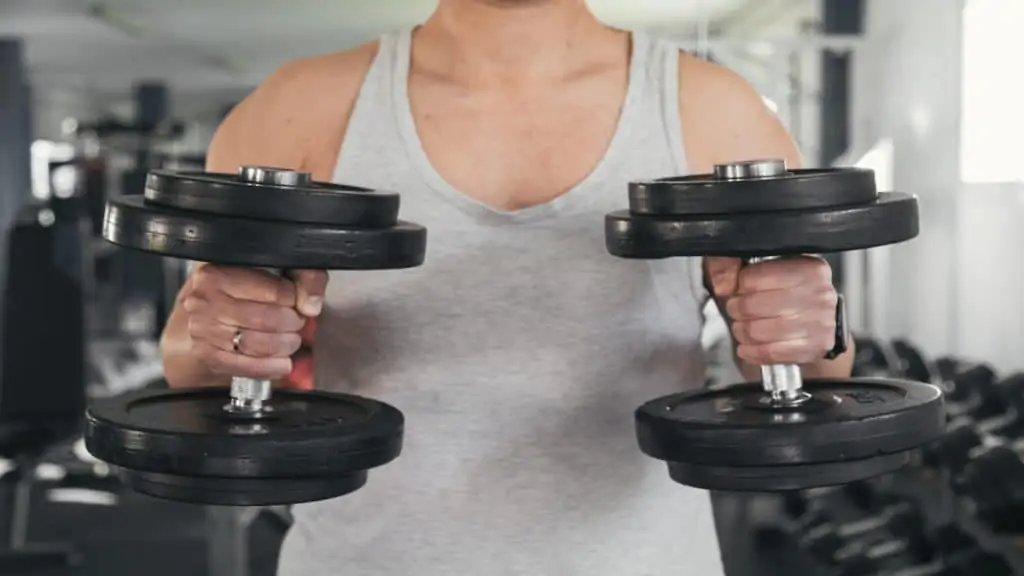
[[181, 265, 326, 380], [705, 256, 837, 365]]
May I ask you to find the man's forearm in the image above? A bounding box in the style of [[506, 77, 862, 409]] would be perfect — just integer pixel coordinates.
[[736, 341, 856, 382]]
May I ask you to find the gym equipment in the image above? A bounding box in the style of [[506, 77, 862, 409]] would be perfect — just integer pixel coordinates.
[[85, 166, 427, 506], [880, 548, 1014, 576], [780, 479, 889, 521], [891, 339, 940, 384], [626, 167, 877, 215], [922, 373, 1024, 472], [794, 496, 925, 562], [143, 170, 399, 227], [852, 337, 900, 379], [607, 159, 945, 491], [831, 524, 976, 576], [940, 363, 996, 408], [1, 199, 89, 457], [921, 425, 985, 473], [955, 446, 1024, 534]]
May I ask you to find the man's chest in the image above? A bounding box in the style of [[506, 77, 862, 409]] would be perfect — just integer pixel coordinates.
[[408, 79, 628, 212]]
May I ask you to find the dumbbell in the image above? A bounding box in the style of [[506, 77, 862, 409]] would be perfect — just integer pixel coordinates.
[[83, 167, 427, 505], [853, 337, 902, 378], [832, 525, 983, 576], [939, 363, 995, 411], [891, 339, 940, 385], [875, 547, 1014, 576], [922, 373, 1024, 473], [607, 159, 945, 491], [793, 496, 925, 563], [954, 445, 1024, 534], [780, 478, 893, 521]]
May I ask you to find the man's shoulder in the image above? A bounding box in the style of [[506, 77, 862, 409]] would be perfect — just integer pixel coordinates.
[[207, 41, 379, 175], [262, 41, 380, 100], [674, 51, 800, 170]]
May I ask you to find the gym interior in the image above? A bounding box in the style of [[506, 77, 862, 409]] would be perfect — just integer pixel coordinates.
[[0, 0, 1020, 575]]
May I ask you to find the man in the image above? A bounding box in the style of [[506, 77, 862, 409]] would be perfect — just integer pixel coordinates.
[[161, 0, 854, 574]]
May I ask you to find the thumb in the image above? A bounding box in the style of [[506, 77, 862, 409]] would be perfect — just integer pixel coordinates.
[[703, 257, 742, 299], [291, 269, 328, 318]]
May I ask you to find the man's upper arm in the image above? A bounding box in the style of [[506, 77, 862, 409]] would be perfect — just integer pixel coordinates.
[[205, 42, 378, 178], [678, 53, 803, 175]]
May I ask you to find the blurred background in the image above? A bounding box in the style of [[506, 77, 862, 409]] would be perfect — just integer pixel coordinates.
[[0, 0, 1022, 575]]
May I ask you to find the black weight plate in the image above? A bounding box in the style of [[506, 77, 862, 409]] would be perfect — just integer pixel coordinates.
[[667, 452, 912, 492], [637, 379, 944, 469], [145, 170, 400, 227], [84, 387, 403, 479], [104, 196, 426, 269], [118, 471, 367, 506], [629, 168, 877, 216], [606, 192, 918, 258]]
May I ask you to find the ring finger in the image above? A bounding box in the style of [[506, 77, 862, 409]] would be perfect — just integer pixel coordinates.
[[189, 319, 302, 358]]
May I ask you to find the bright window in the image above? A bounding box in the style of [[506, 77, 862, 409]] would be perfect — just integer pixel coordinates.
[[960, 0, 1024, 183]]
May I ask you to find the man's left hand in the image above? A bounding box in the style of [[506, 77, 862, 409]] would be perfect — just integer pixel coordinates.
[[705, 256, 838, 366]]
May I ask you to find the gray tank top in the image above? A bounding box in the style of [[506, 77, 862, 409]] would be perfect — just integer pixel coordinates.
[[277, 29, 725, 576]]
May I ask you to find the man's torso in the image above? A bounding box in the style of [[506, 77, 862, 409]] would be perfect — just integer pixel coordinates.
[[224, 28, 727, 576]]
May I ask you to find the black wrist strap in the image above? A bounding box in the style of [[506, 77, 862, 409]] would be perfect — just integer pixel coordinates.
[[824, 294, 850, 360]]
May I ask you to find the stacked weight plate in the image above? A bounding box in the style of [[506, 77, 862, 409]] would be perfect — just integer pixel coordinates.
[[86, 167, 426, 506], [606, 160, 946, 491]]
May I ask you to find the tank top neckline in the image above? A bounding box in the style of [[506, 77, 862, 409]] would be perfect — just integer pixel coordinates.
[[388, 28, 651, 224]]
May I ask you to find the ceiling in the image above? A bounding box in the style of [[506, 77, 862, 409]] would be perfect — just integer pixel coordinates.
[[2, 0, 753, 109]]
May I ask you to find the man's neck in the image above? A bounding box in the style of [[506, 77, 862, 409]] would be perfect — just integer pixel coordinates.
[[418, 0, 616, 85]]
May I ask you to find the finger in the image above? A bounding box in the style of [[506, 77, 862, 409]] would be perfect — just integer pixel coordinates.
[[191, 342, 293, 379], [731, 314, 836, 347], [291, 270, 328, 317], [736, 338, 835, 365], [703, 257, 742, 298], [736, 256, 831, 294], [183, 295, 306, 333], [298, 316, 318, 344], [193, 266, 298, 306], [726, 286, 838, 321], [188, 319, 302, 358]]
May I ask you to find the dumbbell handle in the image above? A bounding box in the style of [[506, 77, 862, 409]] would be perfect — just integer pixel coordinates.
[[223, 166, 312, 417], [715, 159, 809, 406], [225, 264, 287, 416], [745, 256, 807, 405], [229, 376, 273, 414]]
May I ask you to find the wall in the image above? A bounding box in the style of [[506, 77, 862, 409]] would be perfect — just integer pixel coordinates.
[[848, 0, 1024, 373]]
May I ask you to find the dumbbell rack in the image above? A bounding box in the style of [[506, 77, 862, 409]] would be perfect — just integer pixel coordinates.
[[887, 461, 1024, 574], [753, 464, 1024, 576], [743, 338, 1024, 576]]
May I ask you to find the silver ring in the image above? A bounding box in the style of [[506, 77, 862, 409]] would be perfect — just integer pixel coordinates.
[[232, 329, 243, 354]]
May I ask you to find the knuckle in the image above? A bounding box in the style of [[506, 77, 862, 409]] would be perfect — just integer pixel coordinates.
[[762, 346, 785, 364], [265, 279, 286, 306], [254, 304, 278, 331], [730, 321, 751, 344], [186, 317, 204, 340], [181, 295, 202, 313], [821, 288, 839, 309], [750, 319, 775, 344], [193, 266, 220, 292]]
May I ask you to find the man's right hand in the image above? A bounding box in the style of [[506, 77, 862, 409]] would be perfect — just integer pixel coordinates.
[[178, 266, 327, 384]]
